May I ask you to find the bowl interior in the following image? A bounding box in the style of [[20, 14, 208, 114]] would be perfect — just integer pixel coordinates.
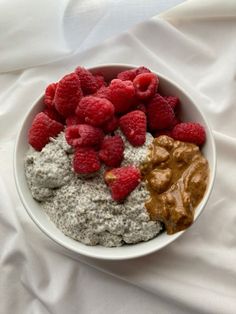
[[14, 64, 216, 260]]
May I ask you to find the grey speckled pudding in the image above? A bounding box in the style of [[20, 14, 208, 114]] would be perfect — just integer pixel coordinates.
[[25, 131, 162, 247]]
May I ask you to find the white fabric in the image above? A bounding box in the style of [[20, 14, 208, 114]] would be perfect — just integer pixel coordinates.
[[0, 0, 183, 72], [1, 0, 236, 313]]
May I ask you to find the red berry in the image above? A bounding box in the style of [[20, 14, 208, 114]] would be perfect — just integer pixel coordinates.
[[104, 166, 141, 201], [172, 122, 206, 146], [65, 124, 104, 148], [164, 96, 180, 112], [75, 66, 98, 95], [108, 79, 136, 113], [135, 66, 151, 76], [119, 110, 146, 147], [76, 96, 114, 127], [28, 112, 64, 151], [73, 147, 101, 174], [94, 86, 111, 99], [102, 116, 119, 133], [54, 73, 82, 117], [43, 107, 64, 124], [44, 83, 58, 108], [133, 73, 158, 100], [93, 72, 106, 89], [147, 94, 175, 130], [117, 66, 151, 82], [66, 115, 85, 126], [99, 135, 124, 167], [117, 69, 136, 81]]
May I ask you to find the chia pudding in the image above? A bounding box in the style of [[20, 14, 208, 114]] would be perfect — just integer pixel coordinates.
[[25, 131, 162, 247]]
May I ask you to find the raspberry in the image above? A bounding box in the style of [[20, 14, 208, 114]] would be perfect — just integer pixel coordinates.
[[76, 96, 114, 127], [44, 83, 58, 108], [117, 69, 136, 81], [133, 73, 158, 100], [104, 166, 141, 201], [147, 94, 175, 130], [135, 66, 151, 76], [54, 73, 82, 117], [75, 66, 98, 95], [73, 147, 101, 174], [164, 96, 180, 112], [108, 79, 136, 113], [93, 73, 106, 89], [172, 122, 206, 145], [102, 116, 119, 133], [94, 86, 111, 99], [99, 135, 124, 167], [43, 107, 64, 124], [117, 66, 151, 82], [65, 124, 104, 148], [66, 115, 85, 126], [28, 112, 64, 151], [119, 110, 146, 146]]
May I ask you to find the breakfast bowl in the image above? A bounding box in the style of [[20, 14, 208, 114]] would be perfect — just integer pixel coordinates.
[[13, 64, 216, 260]]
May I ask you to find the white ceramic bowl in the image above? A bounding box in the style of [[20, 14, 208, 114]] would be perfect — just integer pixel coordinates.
[[14, 64, 216, 260]]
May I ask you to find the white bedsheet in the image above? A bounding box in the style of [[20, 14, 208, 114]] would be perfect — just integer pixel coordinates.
[[1, 0, 236, 313]]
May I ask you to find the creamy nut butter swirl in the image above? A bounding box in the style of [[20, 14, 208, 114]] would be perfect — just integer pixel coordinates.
[[141, 136, 209, 234]]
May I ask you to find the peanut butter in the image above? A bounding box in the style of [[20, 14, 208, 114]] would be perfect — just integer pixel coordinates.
[[141, 136, 209, 234]]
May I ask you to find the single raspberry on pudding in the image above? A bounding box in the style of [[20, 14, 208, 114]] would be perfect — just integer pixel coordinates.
[[104, 166, 141, 201], [108, 79, 136, 113], [119, 110, 146, 147], [147, 94, 175, 130], [75, 66, 98, 95], [172, 122, 206, 145], [54, 73, 82, 117], [99, 135, 124, 167], [76, 96, 114, 127], [44, 82, 58, 108], [73, 147, 101, 174], [102, 116, 119, 133], [133, 73, 158, 100], [65, 124, 104, 148], [28, 112, 64, 151]]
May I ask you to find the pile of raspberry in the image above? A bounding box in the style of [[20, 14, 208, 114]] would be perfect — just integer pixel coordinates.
[[28, 66, 206, 202]]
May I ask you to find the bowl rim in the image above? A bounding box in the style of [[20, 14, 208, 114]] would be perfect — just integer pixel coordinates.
[[13, 63, 216, 260]]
